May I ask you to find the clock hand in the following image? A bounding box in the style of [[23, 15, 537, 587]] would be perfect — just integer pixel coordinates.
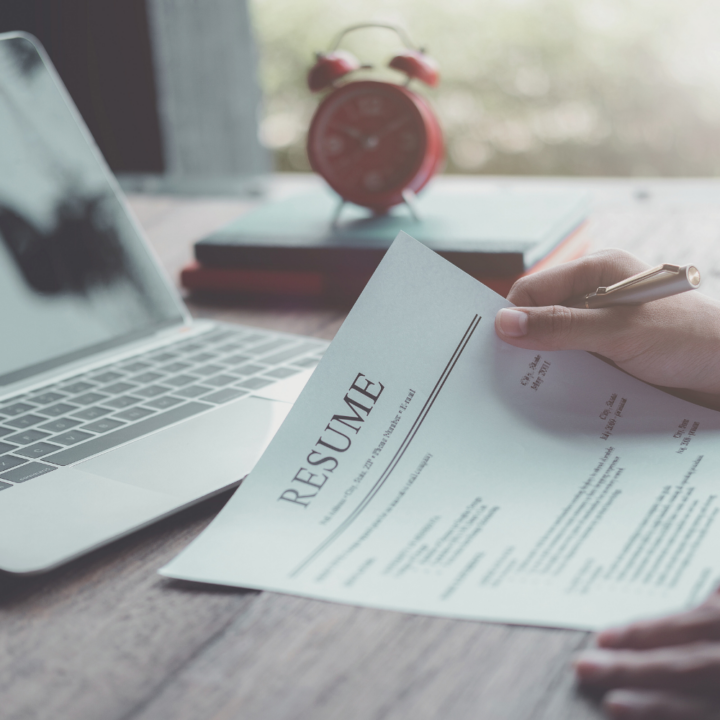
[[368, 116, 411, 144], [333, 124, 367, 143], [333, 124, 382, 151]]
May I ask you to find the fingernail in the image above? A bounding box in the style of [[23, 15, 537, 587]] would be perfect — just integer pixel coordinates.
[[497, 308, 529, 337], [605, 690, 648, 713], [597, 628, 624, 647], [574, 650, 614, 680]]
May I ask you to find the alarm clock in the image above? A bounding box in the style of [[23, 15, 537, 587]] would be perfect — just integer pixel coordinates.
[[306, 23, 443, 216]]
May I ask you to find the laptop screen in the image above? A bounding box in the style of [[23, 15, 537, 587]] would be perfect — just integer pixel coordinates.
[[0, 34, 185, 387]]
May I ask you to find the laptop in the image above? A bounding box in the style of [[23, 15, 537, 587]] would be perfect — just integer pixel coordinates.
[[0, 32, 327, 574]]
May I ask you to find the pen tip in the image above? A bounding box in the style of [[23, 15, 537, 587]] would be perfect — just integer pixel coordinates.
[[688, 266, 701, 287]]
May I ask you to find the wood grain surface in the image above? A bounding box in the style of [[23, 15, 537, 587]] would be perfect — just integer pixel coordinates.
[[4, 176, 720, 720]]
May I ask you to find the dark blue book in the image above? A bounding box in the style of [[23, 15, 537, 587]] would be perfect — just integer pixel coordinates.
[[194, 185, 589, 277]]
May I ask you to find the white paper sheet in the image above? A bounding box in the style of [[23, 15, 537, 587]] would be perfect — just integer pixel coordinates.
[[161, 233, 720, 630]]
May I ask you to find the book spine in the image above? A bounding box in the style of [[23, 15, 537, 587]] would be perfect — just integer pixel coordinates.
[[182, 264, 519, 301], [194, 242, 525, 277], [180, 262, 369, 301], [181, 225, 591, 301]]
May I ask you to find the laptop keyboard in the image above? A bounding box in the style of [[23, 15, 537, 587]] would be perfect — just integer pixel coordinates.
[[0, 326, 327, 489]]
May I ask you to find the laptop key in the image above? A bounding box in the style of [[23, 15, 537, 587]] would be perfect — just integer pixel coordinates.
[[134, 385, 171, 398], [6, 414, 48, 429], [0, 426, 14, 438], [192, 364, 223, 377], [29, 391, 66, 405], [44, 401, 211, 466], [114, 406, 155, 422], [83, 418, 125, 433], [261, 342, 323, 366], [249, 339, 293, 356], [173, 384, 213, 399], [205, 374, 237, 388], [162, 362, 191, 373], [102, 381, 138, 394], [187, 352, 215, 363], [104, 395, 143, 409], [0, 402, 36, 417], [53, 430, 95, 446], [265, 366, 301, 379], [16, 442, 62, 459], [150, 352, 177, 363], [203, 388, 249, 404], [0, 441, 18, 454], [0, 462, 56, 483], [235, 363, 267, 376], [241, 333, 270, 345], [0, 481, 11, 490], [0, 455, 26, 472], [223, 354, 252, 365], [71, 406, 113, 421], [133, 371, 164, 384], [43, 402, 80, 417], [144, 396, 183, 410], [236, 377, 274, 391], [164, 374, 197, 388], [91, 371, 125, 384], [216, 342, 244, 353], [4, 429, 49, 445], [38, 417, 82, 432], [61, 381, 95, 394], [122, 361, 151, 373], [72, 392, 109, 406], [293, 357, 321, 368]]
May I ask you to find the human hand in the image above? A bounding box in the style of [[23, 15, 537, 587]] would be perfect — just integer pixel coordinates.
[[494, 250, 720, 402], [575, 588, 720, 719]]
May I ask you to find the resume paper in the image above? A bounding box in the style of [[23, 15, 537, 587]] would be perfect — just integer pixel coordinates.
[[162, 233, 720, 630]]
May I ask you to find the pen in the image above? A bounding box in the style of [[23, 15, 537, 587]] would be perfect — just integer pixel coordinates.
[[565, 263, 701, 309]]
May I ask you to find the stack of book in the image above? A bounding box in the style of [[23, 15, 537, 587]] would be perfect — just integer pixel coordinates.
[[181, 186, 591, 303]]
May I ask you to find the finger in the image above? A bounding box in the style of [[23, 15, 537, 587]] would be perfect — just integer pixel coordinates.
[[494, 303, 639, 354], [507, 249, 648, 308], [604, 689, 720, 720], [599, 603, 720, 650], [575, 644, 720, 696]]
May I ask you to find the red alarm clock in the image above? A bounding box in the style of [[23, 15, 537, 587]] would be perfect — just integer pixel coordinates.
[[306, 23, 443, 216]]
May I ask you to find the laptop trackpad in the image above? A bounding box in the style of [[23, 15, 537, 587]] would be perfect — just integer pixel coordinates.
[[0, 467, 179, 574], [79, 397, 291, 502]]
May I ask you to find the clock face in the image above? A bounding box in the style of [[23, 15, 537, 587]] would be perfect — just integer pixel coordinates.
[[307, 80, 442, 211]]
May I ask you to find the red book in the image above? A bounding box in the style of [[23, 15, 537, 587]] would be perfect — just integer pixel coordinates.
[[181, 224, 590, 303]]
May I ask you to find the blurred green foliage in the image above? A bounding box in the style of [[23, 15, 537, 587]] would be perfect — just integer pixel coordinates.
[[250, 0, 720, 176]]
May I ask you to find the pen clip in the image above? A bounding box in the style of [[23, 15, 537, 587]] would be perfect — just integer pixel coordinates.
[[595, 264, 681, 296]]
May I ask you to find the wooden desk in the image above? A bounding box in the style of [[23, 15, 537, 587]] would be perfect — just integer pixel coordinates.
[[4, 176, 720, 720]]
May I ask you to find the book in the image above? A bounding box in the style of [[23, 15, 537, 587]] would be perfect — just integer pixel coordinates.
[[181, 222, 591, 303], [194, 185, 590, 278]]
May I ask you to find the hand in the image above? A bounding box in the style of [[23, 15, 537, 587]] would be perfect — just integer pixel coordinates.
[[575, 588, 720, 719], [494, 249, 720, 405]]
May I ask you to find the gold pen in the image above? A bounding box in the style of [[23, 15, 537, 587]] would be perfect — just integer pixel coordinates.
[[565, 264, 701, 309]]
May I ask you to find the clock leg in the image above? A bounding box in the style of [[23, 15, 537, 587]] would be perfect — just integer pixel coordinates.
[[330, 197, 346, 228], [402, 189, 422, 222]]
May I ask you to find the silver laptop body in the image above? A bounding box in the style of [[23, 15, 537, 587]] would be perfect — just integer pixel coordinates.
[[0, 32, 324, 573]]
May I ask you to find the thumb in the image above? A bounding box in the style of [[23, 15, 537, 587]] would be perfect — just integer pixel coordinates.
[[495, 305, 624, 354]]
